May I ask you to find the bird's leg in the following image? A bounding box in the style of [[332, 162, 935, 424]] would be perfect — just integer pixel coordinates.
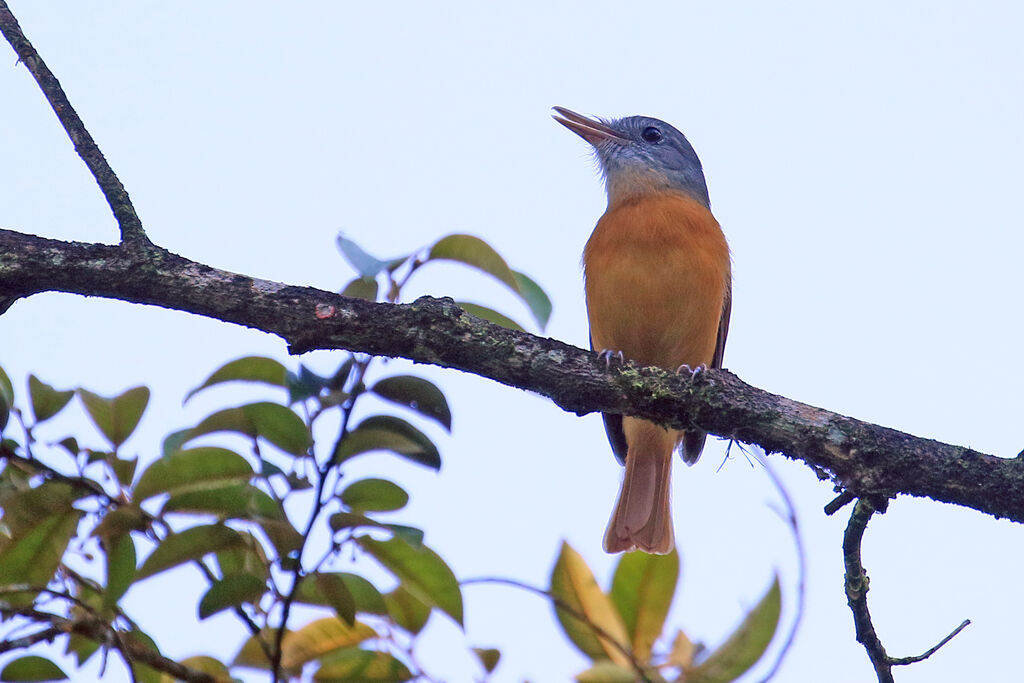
[[597, 349, 626, 368]]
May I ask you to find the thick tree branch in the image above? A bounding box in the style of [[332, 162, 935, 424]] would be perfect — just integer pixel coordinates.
[[0, 1, 149, 246], [1, 227, 1022, 526]]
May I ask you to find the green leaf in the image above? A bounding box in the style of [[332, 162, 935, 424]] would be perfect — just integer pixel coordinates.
[[328, 514, 424, 548], [610, 548, 679, 661], [685, 576, 782, 683], [216, 534, 269, 580], [122, 630, 162, 683], [287, 365, 329, 403], [110, 456, 138, 487], [258, 518, 304, 559], [333, 415, 440, 470], [199, 574, 267, 619], [181, 407, 255, 441], [242, 402, 311, 455], [428, 234, 519, 290], [512, 270, 553, 330], [549, 542, 630, 667], [357, 536, 463, 625], [93, 506, 147, 545], [328, 511, 379, 532], [134, 446, 254, 501], [0, 365, 14, 432], [77, 386, 150, 448], [182, 403, 311, 455], [136, 524, 246, 580], [427, 234, 552, 329], [0, 482, 77, 539], [341, 478, 409, 513], [164, 483, 282, 520], [65, 634, 99, 667], [0, 655, 67, 681], [56, 437, 80, 456], [281, 618, 377, 669], [27, 376, 73, 423], [341, 277, 379, 301], [370, 375, 451, 431], [472, 648, 501, 674], [103, 533, 137, 610], [315, 572, 357, 625], [575, 662, 639, 683], [455, 302, 525, 332], [384, 524, 424, 548], [295, 572, 387, 616], [186, 356, 288, 402], [337, 233, 405, 278], [0, 511, 83, 606], [314, 648, 412, 682], [383, 585, 431, 634]]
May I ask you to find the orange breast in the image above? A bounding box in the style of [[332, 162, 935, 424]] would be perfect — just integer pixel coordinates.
[[583, 192, 730, 369]]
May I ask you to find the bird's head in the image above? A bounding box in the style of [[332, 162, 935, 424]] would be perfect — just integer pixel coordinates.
[[553, 106, 709, 208]]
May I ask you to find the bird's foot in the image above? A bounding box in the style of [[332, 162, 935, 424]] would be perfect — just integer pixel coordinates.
[[597, 349, 626, 368], [676, 363, 707, 377]]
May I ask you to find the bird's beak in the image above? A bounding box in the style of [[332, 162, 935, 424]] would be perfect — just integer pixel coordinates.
[[552, 106, 627, 146]]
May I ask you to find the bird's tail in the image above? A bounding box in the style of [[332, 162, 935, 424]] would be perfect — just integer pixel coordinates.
[[603, 419, 675, 554]]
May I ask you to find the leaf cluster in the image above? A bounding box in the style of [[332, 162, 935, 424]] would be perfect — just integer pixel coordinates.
[[549, 543, 781, 683], [0, 232, 546, 682]]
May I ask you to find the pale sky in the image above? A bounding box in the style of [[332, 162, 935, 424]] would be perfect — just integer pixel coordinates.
[[2, 2, 1024, 682]]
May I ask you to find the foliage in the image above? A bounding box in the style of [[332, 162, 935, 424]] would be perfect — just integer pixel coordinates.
[[550, 543, 781, 682], [0, 233, 548, 682]]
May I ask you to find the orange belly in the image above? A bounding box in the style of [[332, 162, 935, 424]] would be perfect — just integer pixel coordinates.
[[583, 192, 730, 370]]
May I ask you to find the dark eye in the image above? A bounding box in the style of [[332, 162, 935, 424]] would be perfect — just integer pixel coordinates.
[[641, 126, 663, 143]]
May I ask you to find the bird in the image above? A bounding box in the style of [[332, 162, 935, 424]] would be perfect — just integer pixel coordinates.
[[553, 106, 731, 554]]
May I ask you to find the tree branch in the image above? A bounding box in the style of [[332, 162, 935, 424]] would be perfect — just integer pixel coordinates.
[[843, 501, 971, 681], [1, 609, 218, 683], [842, 501, 893, 683], [1, 227, 1021, 526], [0, 1, 149, 246]]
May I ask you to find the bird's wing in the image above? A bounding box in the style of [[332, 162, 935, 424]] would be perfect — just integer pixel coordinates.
[[711, 281, 732, 370]]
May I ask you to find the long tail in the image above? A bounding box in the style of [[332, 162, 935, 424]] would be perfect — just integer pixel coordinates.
[[603, 420, 675, 554]]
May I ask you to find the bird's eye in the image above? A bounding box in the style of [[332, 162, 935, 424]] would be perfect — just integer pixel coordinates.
[[641, 126, 663, 143]]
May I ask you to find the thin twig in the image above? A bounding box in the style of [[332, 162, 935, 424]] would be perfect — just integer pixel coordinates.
[[843, 500, 893, 683], [890, 619, 971, 666], [824, 491, 855, 516], [0, 625, 63, 654], [843, 502, 971, 681], [0, 2, 149, 245], [271, 356, 366, 682], [0, 608, 217, 683]]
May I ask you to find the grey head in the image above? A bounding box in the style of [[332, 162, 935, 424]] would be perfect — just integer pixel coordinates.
[[553, 106, 710, 208]]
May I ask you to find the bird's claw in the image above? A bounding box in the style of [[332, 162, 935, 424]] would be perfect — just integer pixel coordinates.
[[598, 349, 625, 368]]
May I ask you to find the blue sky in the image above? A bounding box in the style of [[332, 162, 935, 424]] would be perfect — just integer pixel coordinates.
[[2, 2, 1023, 681]]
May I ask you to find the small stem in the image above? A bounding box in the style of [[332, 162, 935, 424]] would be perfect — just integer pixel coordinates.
[[271, 356, 370, 682]]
